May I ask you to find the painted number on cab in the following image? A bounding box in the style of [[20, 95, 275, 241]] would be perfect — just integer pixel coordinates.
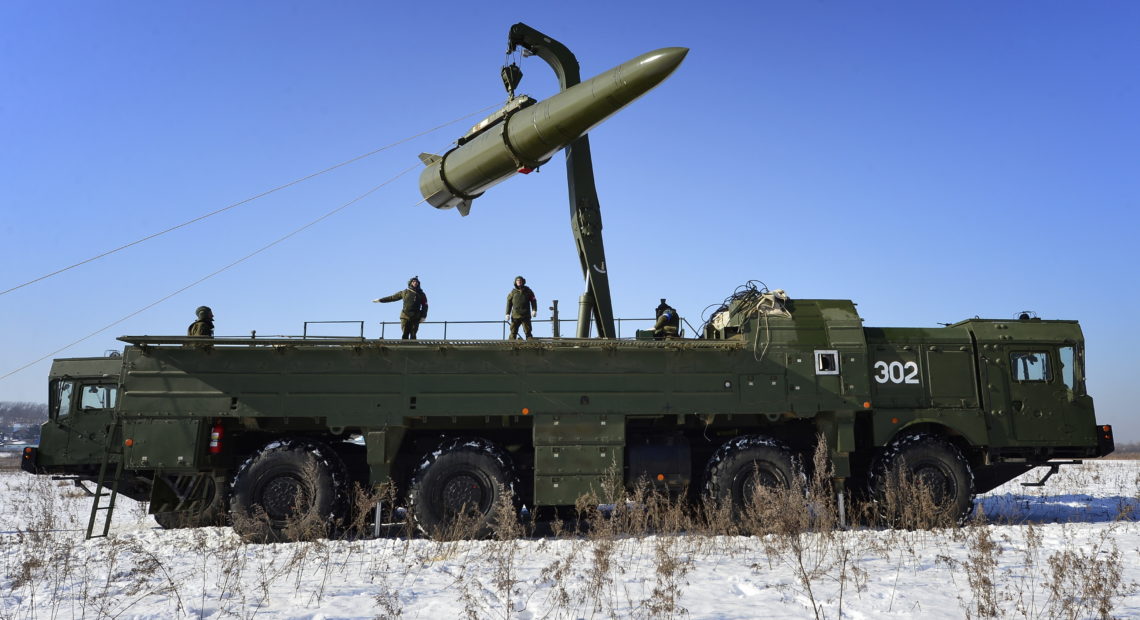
[[873, 360, 920, 384]]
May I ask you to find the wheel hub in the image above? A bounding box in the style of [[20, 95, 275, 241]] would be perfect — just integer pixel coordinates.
[[260, 476, 305, 520], [441, 473, 486, 515]]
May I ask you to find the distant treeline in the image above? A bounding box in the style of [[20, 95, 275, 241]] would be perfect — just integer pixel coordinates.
[[0, 401, 47, 425]]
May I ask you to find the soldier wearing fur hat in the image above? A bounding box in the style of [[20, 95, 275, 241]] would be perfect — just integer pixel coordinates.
[[505, 275, 537, 340], [374, 276, 429, 339], [187, 306, 214, 338]]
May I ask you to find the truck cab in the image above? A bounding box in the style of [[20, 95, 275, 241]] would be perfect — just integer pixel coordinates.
[[23, 356, 123, 477]]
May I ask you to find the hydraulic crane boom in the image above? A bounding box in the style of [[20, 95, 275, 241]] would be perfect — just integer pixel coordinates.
[[506, 23, 615, 338], [417, 24, 686, 338]]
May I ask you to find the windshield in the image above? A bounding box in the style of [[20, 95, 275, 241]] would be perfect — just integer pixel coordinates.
[[51, 380, 75, 420]]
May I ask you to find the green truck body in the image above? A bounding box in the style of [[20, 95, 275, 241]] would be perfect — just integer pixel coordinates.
[[23, 297, 1114, 536]]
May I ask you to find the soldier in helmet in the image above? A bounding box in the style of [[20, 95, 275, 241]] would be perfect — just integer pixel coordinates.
[[373, 276, 429, 339], [505, 275, 538, 340], [652, 299, 680, 340], [187, 306, 215, 337]]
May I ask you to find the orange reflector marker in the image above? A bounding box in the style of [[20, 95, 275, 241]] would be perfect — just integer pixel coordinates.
[[124, 438, 134, 447], [863, 401, 872, 409], [521, 408, 530, 415], [890, 417, 900, 425], [656, 474, 665, 481]]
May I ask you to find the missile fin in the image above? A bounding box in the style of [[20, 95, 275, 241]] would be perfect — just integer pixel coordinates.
[[418, 152, 442, 166], [457, 200, 472, 217]]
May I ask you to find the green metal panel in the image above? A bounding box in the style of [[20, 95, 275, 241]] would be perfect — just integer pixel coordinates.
[[871, 409, 990, 448], [784, 352, 818, 413], [533, 413, 624, 445], [122, 418, 203, 470], [535, 445, 622, 475], [926, 347, 979, 408], [867, 343, 925, 408], [535, 475, 618, 505]]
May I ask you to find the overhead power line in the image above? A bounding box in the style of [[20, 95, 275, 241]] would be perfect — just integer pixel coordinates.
[[0, 104, 498, 298], [0, 163, 425, 383]]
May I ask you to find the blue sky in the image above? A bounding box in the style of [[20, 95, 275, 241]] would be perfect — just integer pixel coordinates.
[[2, 2, 1137, 440]]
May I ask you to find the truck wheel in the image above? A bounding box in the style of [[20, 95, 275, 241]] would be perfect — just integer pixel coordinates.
[[704, 435, 797, 513], [154, 474, 228, 529], [229, 439, 348, 542], [871, 434, 974, 526], [407, 437, 515, 538]]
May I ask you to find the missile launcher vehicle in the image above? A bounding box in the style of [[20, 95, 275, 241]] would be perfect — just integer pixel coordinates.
[[22, 24, 1114, 539]]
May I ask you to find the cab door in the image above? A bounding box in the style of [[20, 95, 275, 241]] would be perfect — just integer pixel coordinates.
[[66, 383, 120, 465], [38, 379, 118, 469], [1007, 349, 1070, 443]]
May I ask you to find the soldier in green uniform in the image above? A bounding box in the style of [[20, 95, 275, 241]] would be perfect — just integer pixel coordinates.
[[652, 299, 680, 340], [505, 275, 538, 340], [373, 277, 429, 339], [187, 306, 214, 337]]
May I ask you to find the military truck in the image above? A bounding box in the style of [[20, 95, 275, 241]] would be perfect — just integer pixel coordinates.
[[21, 24, 1114, 538], [22, 295, 1114, 538]]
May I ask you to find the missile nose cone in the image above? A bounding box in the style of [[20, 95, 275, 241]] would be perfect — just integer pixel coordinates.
[[614, 47, 688, 97], [638, 47, 689, 80]]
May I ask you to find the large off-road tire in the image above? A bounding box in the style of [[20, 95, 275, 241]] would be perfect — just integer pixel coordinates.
[[229, 439, 348, 542], [870, 434, 974, 526], [703, 435, 797, 513], [407, 437, 515, 538], [154, 474, 228, 529]]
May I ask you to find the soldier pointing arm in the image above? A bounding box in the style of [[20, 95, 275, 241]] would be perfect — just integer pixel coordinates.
[[373, 276, 429, 340]]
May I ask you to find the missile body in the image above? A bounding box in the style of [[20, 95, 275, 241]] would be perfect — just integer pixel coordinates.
[[419, 47, 688, 214]]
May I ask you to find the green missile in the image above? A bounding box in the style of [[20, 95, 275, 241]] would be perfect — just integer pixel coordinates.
[[419, 46, 688, 215]]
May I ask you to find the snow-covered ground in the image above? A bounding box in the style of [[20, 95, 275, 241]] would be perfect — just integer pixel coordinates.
[[1, 454, 1137, 619]]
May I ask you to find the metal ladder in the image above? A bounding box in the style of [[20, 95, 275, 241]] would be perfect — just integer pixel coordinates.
[[86, 419, 124, 539]]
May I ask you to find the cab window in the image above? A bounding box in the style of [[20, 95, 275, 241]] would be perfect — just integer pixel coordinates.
[[80, 384, 119, 410], [1058, 346, 1076, 392], [52, 380, 76, 420], [1010, 352, 1051, 382]]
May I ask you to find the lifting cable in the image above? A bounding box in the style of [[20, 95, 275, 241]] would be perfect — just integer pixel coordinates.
[[0, 103, 499, 298], [0, 164, 426, 383]]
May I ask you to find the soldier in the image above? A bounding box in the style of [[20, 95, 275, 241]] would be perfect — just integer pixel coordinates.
[[373, 276, 429, 339], [652, 299, 680, 340], [187, 306, 215, 337], [505, 275, 538, 340]]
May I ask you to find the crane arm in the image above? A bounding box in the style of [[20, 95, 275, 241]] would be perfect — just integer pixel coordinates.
[[506, 23, 616, 339]]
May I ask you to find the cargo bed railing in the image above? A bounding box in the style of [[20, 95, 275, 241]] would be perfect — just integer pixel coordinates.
[[122, 315, 702, 344]]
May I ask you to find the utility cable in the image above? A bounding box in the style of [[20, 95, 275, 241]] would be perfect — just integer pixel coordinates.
[[0, 163, 424, 383], [0, 104, 498, 298]]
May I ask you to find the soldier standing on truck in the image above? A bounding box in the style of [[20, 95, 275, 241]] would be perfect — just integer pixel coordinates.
[[187, 306, 214, 337], [506, 275, 538, 340], [652, 299, 680, 339], [373, 276, 429, 339]]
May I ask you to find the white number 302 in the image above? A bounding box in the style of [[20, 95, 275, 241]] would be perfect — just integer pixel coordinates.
[[874, 361, 920, 384]]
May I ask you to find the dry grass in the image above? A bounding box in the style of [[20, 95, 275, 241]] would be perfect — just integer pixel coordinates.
[[2, 452, 1136, 618]]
